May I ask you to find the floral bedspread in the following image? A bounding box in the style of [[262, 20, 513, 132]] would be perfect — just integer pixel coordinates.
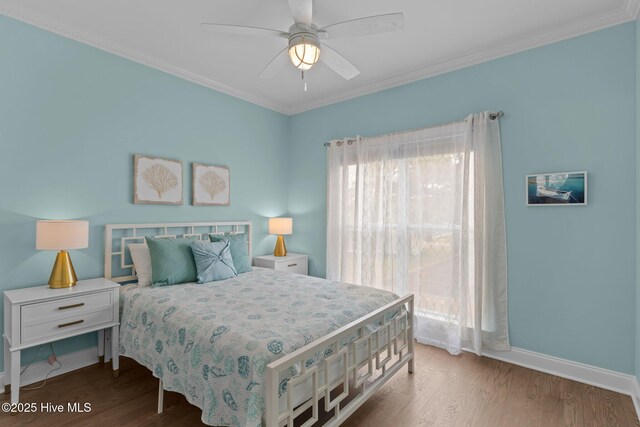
[[119, 267, 399, 427]]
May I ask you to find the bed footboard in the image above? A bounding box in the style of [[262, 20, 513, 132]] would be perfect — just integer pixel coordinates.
[[265, 294, 414, 427]]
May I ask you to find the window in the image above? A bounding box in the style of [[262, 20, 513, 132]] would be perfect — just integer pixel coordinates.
[[327, 113, 508, 355]]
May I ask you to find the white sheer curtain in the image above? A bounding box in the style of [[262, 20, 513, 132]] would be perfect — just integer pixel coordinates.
[[326, 112, 509, 355]]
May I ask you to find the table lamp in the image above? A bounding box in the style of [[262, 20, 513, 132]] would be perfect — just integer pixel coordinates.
[[268, 217, 292, 257], [36, 220, 89, 288]]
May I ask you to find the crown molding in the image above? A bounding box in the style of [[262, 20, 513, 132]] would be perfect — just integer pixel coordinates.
[[0, 1, 637, 116], [289, 4, 639, 114], [0, 3, 291, 115]]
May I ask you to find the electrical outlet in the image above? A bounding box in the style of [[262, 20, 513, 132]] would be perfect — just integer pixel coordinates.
[[48, 354, 57, 365]]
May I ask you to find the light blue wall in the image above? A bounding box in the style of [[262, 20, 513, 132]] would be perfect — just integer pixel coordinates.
[[1, 15, 637, 376], [0, 15, 290, 368], [288, 23, 637, 374]]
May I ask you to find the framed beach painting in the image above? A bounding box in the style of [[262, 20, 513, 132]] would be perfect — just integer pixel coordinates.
[[526, 171, 587, 206], [192, 163, 230, 206], [133, 155, 183, 205]]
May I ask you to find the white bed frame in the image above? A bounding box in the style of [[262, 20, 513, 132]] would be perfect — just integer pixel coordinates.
[[104, 221, 414, 427], [105, 221, 252, 283]]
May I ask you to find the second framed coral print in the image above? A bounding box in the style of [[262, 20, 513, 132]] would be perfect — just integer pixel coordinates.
[[133, 155, 183, 205], [192, 163, 230, 206]]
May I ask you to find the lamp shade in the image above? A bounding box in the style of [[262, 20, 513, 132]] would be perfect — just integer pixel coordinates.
[[36, 220, 89, 250], [268, 217, 292, 235]]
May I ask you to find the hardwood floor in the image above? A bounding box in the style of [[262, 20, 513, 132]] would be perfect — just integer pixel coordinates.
[[2, 344, 638, 426]]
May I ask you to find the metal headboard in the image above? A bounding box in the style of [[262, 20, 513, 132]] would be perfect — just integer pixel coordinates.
[[104, 221, 252, 283]]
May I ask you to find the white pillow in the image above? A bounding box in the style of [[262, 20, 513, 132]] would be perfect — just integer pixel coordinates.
[[129, 243, 152, 287]]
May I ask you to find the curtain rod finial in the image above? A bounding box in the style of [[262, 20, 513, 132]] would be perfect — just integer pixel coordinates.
[[489, 111, 504, 120]]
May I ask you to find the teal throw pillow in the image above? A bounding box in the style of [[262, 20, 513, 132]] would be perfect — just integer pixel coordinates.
[[191, 239, 237, 284], [209, 233, 252, 274], [145, 236, 198, 287]]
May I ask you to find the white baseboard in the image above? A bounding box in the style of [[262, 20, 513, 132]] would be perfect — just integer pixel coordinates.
[[631, 376, 640, 423], [480, 347, 640, 421], [0, 345, 98, 388], [481, 347, 636, 394]]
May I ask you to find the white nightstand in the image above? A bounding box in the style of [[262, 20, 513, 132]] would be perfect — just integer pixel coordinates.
[[253, 253, 308, 275], [3, 278, 120, 404]]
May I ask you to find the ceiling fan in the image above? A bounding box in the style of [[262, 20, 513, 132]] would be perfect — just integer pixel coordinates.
[[201, 0, 404, 80]]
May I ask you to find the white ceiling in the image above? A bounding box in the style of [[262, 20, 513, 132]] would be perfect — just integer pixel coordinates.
[[1, 0, 638, 114]]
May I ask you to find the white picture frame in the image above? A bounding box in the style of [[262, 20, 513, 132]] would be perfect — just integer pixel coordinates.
[[133, 155, 183, 205], [526, 171, 587, 206], [192, 163, 230, 206]]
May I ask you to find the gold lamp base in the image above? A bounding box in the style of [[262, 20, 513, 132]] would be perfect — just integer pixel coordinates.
[[48, 250, 78, 288], [273, 235, 287, 257]]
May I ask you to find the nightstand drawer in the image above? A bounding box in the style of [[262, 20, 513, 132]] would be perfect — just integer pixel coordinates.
[[21, 291, 112, 324], [21, 307, 114, 344], [254, 253, 308, 275], [4, 277, 121, 405], [274, 260, 307, 275]]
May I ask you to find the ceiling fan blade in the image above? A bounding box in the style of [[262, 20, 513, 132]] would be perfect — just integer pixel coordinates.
[[320, 13, 404, 39], [320, 44, 360, 80], [259, 48, 290, 79], [200, 23, 288, 38], [288, 0, 313, 25]]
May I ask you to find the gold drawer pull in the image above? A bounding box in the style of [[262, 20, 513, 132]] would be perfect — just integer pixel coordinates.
[[287, 263, 297, 267], [58, 303, 85, 310], [58, 319, 84, 328]]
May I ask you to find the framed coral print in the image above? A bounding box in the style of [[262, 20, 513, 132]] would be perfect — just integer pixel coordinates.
[[192, 163, 230, 206], [133, 155, 183, 205]]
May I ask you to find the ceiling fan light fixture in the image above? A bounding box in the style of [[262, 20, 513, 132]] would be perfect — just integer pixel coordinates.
[[288, 34, 320, 71]]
